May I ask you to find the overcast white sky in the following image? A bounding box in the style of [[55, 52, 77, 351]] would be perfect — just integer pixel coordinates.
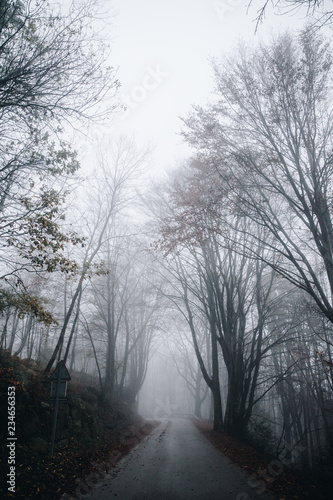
[[80, 0, 327, 177]]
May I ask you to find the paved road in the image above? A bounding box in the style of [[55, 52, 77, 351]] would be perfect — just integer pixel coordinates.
[[79, 418, 276, 500]]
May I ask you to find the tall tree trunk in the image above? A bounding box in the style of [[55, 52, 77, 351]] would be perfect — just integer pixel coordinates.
[[211, 327, 223, 431], [45, 275, 84, 373], [14, 314, 33, 357], [64, 287, 82, 364], [194, 365, 203, 419]]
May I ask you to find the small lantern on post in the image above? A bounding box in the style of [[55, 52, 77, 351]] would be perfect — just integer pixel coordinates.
[[49, 360, 71, 458]]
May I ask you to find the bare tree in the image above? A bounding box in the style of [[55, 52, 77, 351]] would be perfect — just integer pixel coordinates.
[[0, 0, 119, 321], [155, 162, 286, 435], [165, 316, 209, 419], [45, 137, 148, 373], [181, 29, 333, 328], [251, 0, 333, 28]]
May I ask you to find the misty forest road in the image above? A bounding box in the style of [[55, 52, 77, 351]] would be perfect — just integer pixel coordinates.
[[79, 418, 276, 500]]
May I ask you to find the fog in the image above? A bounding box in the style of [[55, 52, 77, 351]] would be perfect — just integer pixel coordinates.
[[2, 2, 333, 496]]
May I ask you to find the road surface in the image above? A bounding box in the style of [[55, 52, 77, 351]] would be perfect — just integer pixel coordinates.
[[78, 418, 276, 500]]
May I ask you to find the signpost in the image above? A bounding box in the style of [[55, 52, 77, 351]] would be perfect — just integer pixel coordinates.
[[49, 360, 71, 458]]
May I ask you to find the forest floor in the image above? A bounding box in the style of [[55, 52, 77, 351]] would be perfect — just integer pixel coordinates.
[[1, 350, 331, 499], [12, 414, 157, 499], [0, 352, 159, 499], [194, 419, 332, 500], [58, 415, 159, 499]]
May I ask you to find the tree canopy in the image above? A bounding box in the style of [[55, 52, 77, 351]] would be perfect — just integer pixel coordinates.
[[179, 29, 333, 325], [0, 0, 119, 322]]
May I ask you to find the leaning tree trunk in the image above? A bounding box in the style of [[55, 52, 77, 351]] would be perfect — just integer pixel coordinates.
[[45, 276, 84, 373]]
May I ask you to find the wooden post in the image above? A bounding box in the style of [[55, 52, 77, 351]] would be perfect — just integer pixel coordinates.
[[49, 370, 61, 458], [49, 360, 71, 459]]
